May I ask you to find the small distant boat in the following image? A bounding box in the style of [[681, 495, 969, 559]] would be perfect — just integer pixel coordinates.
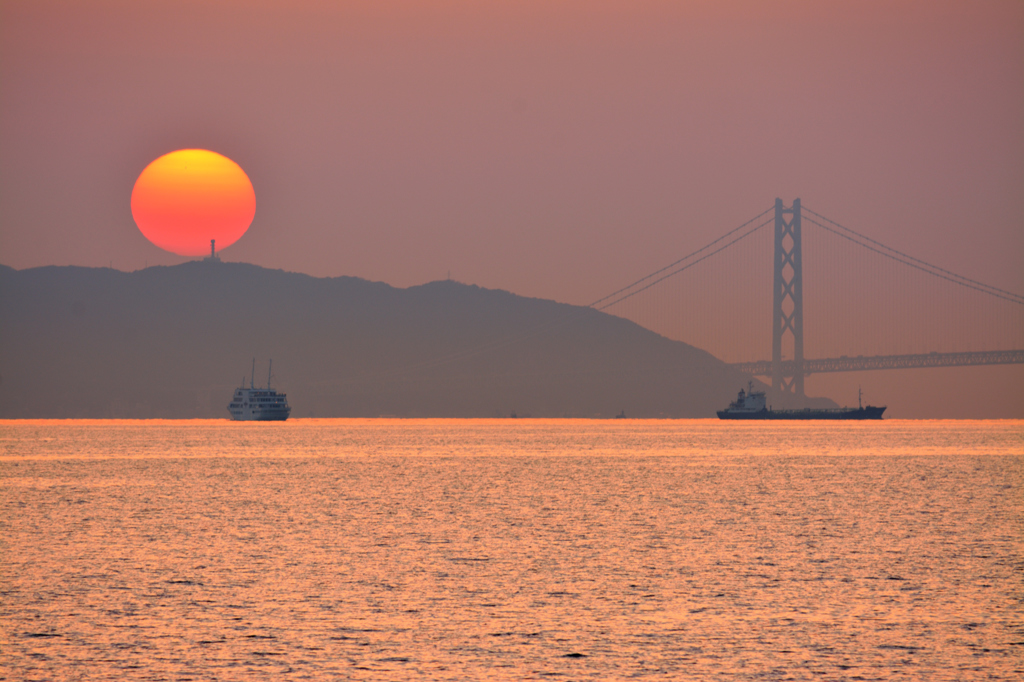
[[228, 359, 291, 421], [717, 383, 885, 420]]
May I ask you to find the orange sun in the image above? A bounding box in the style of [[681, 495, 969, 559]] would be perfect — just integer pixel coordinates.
[[131, 149, 255, 257]]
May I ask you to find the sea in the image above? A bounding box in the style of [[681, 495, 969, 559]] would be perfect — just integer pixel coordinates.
[[1, 419, 1021, 681]]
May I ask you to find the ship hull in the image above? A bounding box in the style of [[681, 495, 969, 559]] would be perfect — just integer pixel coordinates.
[[717, 406, 885, 420], [228, 408, 290, 422]]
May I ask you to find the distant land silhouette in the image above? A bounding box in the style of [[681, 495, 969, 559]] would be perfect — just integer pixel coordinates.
[[0, 262, 838, 418]]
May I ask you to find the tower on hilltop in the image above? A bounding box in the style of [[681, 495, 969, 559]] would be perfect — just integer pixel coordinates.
[[204, 239, 220, 262]]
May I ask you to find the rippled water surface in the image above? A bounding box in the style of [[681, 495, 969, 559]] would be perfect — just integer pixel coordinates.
[[1, 419, 1022, 680]]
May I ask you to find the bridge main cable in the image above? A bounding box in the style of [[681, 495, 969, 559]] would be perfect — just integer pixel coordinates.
[[590, 206, 774, 310], [333, 206, 781, 385], [732, 349, 1024, 376], [802, 206, 1024, 305]]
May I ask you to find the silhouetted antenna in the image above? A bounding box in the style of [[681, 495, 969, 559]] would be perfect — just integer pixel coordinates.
[[268, 359, 273, 389], [205, 239, 220, 262], [250, 358, 255, 389]]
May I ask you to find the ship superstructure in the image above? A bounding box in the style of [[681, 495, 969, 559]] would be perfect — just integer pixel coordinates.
[[228, 359, 291, 421]]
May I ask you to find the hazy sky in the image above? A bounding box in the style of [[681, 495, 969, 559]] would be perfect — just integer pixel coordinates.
[[2, 1, 1023, 416], [3, 0, 1021, 296]]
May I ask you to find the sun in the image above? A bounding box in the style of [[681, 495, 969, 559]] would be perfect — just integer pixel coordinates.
[[131, 149, 255, 257]]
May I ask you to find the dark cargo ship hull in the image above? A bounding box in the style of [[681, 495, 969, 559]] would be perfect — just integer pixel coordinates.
[[717, 406, 885, 420]]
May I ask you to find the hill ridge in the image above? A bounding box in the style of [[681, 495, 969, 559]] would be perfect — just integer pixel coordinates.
[[0, 261, 819, 418]]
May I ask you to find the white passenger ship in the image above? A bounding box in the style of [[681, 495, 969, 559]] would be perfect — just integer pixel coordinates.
[[228, 359, 291, 421]]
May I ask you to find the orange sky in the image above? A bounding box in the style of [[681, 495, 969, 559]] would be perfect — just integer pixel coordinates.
[[1, 1, 1022, 415]]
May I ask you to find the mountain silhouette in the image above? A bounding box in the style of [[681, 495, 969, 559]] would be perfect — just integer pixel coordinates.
[[0, 261, 814, 418]]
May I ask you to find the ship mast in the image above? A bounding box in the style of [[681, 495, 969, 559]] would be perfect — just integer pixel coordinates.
[[251, 357, 255, 389], [268, 359, 273, 389]]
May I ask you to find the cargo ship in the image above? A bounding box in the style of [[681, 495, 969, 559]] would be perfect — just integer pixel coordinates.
[[717, 383, 885, 420], [227, 359, 291, 421]]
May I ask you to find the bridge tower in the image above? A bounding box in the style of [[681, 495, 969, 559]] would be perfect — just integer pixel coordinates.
[[771, 198, 805, 404]]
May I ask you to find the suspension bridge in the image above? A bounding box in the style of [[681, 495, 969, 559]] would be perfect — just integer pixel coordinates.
[[592, 199, 1024, 405]]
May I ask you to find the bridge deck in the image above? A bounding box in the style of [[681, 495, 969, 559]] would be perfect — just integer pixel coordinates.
[[730, 350, 1024, 376]]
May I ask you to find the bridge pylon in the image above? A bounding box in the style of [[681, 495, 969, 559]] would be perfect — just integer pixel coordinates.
[[771, 198, 805, 405]]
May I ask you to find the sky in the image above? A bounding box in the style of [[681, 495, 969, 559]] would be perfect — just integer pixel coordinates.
[[2, 0, 1022, 416]]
